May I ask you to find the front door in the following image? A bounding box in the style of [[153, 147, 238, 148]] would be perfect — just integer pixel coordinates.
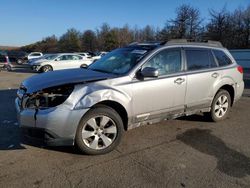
[[132, 48, 186, 122], [53, 55, 71, 70]]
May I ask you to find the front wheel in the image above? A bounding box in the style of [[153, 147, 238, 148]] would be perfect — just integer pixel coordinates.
[[41, 65, 53, 73], [75, 106, 124, 155], [80, 64, 88, 68], [6, 65, 12, 72], [207, 89, 231, 122]]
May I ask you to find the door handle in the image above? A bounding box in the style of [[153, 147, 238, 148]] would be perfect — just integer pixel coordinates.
[[211, 72, 219, 78], [174, 78, 185, 84]]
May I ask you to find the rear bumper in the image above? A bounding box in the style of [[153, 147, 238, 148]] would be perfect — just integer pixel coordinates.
[[235, 80, 244, 102]]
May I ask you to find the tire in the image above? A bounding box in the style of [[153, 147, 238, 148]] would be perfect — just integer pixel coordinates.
[[6, 65, 12, 72], [207, 89, 231, 122], [41, 65, 53, 73], [75, 105, 124, 155], [16, 59, 24, 64], [80, 64, 88, 68]]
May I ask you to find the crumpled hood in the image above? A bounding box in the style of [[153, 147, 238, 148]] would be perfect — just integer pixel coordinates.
[[22, 68, 116, 93]]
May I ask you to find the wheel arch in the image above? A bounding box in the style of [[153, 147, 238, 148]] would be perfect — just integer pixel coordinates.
[[92, 100, 129, 131], [214, 84, 235, 106], [41, 64, 53, 72]]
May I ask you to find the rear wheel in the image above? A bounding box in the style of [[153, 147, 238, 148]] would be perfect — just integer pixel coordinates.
[[6, 65, 12, 72], [41, 65, 53, 72], [17, 59, 24, 64], [75, 106, 124, 155], [207, 89, 231, 122]]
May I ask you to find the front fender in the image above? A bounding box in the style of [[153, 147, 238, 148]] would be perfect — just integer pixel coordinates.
[[73, 84, 132, 116]]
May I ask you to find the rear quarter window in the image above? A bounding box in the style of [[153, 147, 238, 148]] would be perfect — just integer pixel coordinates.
[[213, 50, 232, 66], [186, 49, 217, 71]]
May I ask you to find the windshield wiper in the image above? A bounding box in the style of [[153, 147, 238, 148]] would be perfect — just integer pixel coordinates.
[[89, 68, 111, 74], [89, 68, 120, 75]]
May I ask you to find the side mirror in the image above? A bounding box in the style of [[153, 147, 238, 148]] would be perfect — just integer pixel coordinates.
[[141, 67, 159, 78]]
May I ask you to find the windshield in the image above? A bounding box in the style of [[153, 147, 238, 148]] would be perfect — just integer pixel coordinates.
[[88, 48, 149, 75]]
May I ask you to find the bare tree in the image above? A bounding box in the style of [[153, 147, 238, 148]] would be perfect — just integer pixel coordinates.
[[206, 8, 231, 46], [21, 3, 250, 52], [168, 4, 202, 39], [81, 30, 97, 52]]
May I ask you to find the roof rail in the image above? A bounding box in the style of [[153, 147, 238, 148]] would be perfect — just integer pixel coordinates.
[[166, 39, 223, 48], [128, 42, 138, 46], [128, 41, 167, 46]]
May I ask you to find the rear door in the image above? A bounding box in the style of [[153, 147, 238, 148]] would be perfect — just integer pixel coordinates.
[[184, 47, 221, 110]]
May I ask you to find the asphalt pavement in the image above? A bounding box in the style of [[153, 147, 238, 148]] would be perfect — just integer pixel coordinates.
[[0, 69, 250, 188]]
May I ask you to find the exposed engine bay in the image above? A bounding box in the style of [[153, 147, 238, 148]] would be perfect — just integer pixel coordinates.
[[23, 84, 74, 109]]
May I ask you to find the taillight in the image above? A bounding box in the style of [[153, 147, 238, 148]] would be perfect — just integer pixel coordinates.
[[237, 66, 243, 74]]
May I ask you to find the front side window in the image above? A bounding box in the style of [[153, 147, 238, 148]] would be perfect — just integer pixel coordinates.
[[57, 55, 69, 61], [186, 49, 217, 71], [213, 50, 232, 66], [142, 49, 182, 76]]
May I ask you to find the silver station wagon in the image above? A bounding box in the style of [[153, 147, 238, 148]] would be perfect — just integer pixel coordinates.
[[16, 40, 244, 155]]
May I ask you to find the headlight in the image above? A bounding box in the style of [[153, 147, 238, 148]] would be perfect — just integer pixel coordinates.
[[24, 84, 74, 109]]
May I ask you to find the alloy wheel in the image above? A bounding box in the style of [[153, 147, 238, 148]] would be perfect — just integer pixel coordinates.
[[81, 115, 117, 150], [214, 94, 229, 118], [43, 66, 52, 72]]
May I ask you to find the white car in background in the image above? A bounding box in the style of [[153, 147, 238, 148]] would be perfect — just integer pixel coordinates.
[[30, 53, 93, 72], [27, 52, 43, 60], [76, 52, 92, 59], [92, 51, 108, 61]]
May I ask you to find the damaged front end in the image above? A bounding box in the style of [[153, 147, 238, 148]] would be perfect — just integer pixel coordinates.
[[16, 83, 88, 146], [21, 84, 74, 110]]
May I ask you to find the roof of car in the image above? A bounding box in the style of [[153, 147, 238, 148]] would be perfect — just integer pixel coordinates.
[[55, 53, 83, 55], [128, 39, 224, 49], [166, 39, 224, 48]]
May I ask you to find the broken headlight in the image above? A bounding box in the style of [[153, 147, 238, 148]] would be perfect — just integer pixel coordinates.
[[24, 84, 74, 109]]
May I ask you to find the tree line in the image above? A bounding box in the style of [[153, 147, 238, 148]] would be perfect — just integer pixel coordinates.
[[21, 4, 250, 53]]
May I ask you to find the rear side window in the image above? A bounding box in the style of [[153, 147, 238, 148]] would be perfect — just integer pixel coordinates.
[[213, 50, 232, 66], [186, 49, 217, 71]]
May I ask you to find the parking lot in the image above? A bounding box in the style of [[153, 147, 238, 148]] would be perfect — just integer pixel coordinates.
[[0, 69, 250, 188]]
